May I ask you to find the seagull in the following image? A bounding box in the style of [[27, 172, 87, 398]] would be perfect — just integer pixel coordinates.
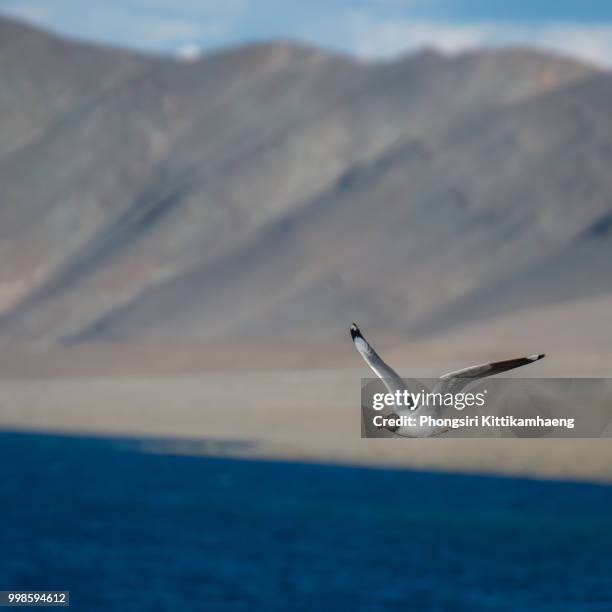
[[350, 323, 545, 437]]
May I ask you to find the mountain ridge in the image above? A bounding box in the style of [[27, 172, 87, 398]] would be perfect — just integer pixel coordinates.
[[0, 16, 609, 343]]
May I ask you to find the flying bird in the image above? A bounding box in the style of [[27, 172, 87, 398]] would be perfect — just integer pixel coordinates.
[[350, 323, 545, 437]]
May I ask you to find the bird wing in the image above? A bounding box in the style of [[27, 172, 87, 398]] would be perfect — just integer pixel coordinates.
[[437, 354, 545, 394], [350, 323, 408, 396]]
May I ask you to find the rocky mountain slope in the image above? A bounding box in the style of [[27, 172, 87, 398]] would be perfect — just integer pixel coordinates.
[[0, 16, 610, 343]]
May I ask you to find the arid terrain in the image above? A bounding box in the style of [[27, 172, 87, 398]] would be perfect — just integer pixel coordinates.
[[2, 296, 612, 482]]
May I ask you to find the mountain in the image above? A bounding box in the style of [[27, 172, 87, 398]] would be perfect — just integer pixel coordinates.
[[0, 15, 610, 343]]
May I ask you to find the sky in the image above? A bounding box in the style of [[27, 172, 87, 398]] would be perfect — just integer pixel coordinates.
[[2, 0, 612, 66]]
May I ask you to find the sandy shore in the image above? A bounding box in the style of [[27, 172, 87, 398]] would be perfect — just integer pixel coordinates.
[[1, 335, 612, 483]]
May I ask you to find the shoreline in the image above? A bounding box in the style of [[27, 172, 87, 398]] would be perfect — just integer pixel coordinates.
[[2, 340, 612, 484], [4, 426, 612, 487], [3, 421, 612, 485]]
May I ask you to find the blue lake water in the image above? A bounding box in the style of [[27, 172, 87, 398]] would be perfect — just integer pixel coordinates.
[[1, 431, 611, 611]]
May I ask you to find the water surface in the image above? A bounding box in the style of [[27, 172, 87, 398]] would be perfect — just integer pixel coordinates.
[[1, 432, 611, 610]]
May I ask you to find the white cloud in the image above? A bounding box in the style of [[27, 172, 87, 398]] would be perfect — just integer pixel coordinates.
[[531, 24, 612, 67], [176, 43, 201, 61], [344, 14, 612, 67]]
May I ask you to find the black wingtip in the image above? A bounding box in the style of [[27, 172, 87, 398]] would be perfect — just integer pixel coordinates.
[[350, 322, 361, 340], [529, 353, 546, 361]]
